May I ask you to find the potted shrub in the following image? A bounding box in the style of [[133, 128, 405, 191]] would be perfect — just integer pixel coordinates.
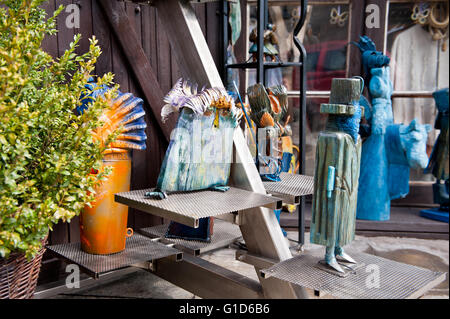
[[0, 0, 118, 298]]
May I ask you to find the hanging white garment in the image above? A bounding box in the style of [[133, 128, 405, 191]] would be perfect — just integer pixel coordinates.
[[390, 25, 449, 147]]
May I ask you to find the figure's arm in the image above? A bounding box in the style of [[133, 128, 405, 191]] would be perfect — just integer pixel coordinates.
[[326, 166, 336, 198]]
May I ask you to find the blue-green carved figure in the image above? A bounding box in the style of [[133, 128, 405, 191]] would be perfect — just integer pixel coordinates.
[[355, 65, 394, 220], [146, 79, 242, 242], [310, 78, 363, 273], [152, 79, 241, 195]]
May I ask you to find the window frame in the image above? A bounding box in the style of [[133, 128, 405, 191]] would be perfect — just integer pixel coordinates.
[[243, 0, 446, 202]]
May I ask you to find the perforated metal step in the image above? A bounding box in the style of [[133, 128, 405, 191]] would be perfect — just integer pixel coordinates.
[[46, 233, 182, 279], [115, 187, 282, 228], [260, 248, 446, 299], [139, 219, 242, 256], [263, 173, 314, 205]]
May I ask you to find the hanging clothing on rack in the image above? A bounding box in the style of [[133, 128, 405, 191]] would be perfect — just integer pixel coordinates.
[[390, 25, 449, 149]]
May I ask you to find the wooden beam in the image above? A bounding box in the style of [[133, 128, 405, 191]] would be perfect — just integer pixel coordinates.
[[153, 255, 264, 299], [347, 0, 365, 77], [98, 0, 175, 142], [154, 0, 223, 87]]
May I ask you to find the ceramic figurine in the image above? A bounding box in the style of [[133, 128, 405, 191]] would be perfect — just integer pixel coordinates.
[[154, 78, 241, 195], [355, 37, 431, 221], [78, 78, 147, 154], [310, 77, 363, 273], [246, 83, 295, 236], [77, 79, 147, 254], [421, 88, 449, 222], [351, 36, 390, 84], [247, 83, 289, 182], [147, 79, 242, 242], [249, 23, 279, 62], [387, 120, 431, 199], [425, 88, 450, 183]]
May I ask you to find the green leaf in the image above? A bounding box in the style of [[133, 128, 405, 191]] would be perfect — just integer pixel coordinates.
[[0, 0, 121, 259]]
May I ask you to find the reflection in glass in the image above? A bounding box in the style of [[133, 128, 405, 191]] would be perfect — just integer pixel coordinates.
[[245, 3, 350, 177], [387, 2, 449, 181]]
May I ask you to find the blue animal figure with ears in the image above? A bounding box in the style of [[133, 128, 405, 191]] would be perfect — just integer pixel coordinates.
[[356, 38, 431, 221], [351, 36, 390, 85]]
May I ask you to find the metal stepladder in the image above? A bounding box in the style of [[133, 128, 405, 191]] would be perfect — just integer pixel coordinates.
[[45, 0, 445, 299]]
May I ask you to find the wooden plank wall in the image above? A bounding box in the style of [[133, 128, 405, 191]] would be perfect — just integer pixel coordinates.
[[38, 0, 223, 284]]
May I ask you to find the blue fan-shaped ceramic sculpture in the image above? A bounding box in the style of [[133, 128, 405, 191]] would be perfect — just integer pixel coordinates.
[[78, 78, 147, 153]]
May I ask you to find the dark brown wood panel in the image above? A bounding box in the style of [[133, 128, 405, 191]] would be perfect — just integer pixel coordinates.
[[74, 0, 93, 56], [348, 0, 365, 77], [155, 11, 172, 93], [51, 0, 76, 245], [56, 0, 74, 58], [364, 0, 387, 52], [206, 1, 223, 73], [41, 0, 59, 58], [194, 2, 207, 36], [126, 1, 141, 94], [91, 0, 112, 78], [111, 2, 129, 92], [70, 0, 93, 244]]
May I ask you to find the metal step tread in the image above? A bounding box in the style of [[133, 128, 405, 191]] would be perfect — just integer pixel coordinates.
[[46, 233, 182, 279], [263, 173, 314, 205], [260, 248, 446, 299], [139, 219, 242, 256], [115, 187, 282, 228]]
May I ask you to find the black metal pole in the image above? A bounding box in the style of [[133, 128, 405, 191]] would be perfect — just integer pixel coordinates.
[[222, 0, 229, 86], [293, 0, 308, 246], [264, 0, 268, 27], [257, 0, 264, 84]]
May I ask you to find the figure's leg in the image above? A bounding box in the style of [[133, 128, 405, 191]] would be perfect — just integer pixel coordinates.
[[273, 209, 287, 237], [325, 246, 344, 273], [335, 246, 356, 264]]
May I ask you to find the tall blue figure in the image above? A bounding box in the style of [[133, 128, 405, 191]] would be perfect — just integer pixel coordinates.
[[354, 36, 393, 220], [355, 37, 431, 220]]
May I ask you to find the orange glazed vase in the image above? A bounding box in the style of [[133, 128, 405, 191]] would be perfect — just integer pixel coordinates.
[[80, 153, 133, 255]]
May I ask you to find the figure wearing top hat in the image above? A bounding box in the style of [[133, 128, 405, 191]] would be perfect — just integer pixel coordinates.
[[310, 77, 364, 273]]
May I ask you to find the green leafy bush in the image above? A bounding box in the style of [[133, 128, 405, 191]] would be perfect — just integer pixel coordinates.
[[0, 0, 118, 259]]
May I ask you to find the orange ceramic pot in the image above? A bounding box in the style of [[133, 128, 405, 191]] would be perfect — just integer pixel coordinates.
[[80, 153, 133, 255]]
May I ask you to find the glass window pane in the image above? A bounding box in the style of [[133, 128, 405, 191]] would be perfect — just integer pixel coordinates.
[[283, 96, 329, 176], [303, 4, 349, 91], [387, 2, 449, 92], [387, 2, 448, 182], [305, 97, 328, 176], [246, 3, 350, 91], [245, 3, 351, 178]]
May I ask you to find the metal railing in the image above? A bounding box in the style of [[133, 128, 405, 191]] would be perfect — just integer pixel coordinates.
[[287, 90, 436, 98]]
